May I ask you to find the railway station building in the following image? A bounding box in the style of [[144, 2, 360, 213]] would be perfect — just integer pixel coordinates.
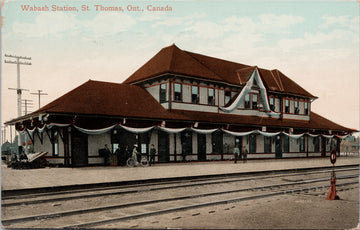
[[5, 44, 356, 167]]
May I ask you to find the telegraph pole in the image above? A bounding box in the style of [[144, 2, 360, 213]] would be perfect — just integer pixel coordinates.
[[31, 90, 47, 109], [5, 54, 32, 117], [1, 126, 5, 144], [5, 54, 32, 148], [10, 125, 13, 143], [22, 99, 34, 115]]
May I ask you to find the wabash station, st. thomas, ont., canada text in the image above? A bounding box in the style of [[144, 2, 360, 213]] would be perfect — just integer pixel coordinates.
[[20, 4, 173, 12]]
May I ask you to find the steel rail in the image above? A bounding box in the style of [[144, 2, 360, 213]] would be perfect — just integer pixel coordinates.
[[64, 181, 359, 229], [2, 173, 358, 227]]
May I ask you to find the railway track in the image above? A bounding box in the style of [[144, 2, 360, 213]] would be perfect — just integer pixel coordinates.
[[2, 165, 358, 203], [2, 165, 359, 229]]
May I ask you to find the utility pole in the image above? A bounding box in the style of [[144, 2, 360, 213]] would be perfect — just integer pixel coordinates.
[[5, 54, 32, 148], [10, 125, 13, 143], [5, 54, 32, 117], [1, 126, 5, 144], [31, 90, 48, 109], [4, 126, 6, 143], [22, 99, 34, 115]]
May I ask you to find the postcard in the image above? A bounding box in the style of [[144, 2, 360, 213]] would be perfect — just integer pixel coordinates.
[[1, 0, 359, 229]]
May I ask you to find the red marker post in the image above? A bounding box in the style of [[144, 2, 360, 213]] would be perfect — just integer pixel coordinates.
[[326, 150, 340, 200]]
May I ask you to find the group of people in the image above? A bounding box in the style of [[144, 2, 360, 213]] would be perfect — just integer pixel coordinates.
[[102, 144, 157, 166], [233, 145, 248, 163], [104, 143, 249, 166]]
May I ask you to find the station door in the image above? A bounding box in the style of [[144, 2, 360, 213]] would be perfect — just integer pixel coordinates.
[[198, 134, 206, 161], [158, 131, 169, 162], [212, 130, 223, 159], [275, 135, 282, 158], [71, 129, 88, 167]]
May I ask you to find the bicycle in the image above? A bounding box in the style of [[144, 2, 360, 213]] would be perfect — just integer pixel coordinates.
[[127, 155, 149, 167]]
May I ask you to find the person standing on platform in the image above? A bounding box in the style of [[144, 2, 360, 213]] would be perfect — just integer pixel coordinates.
[[234, 144, 240, 163], [125, 145, 130, 160], [104, 144, 111, 166], [132, 144, 139, 164], [149, 144, 156, 166], [115, 145, 123, 166], [243, 146, 248, 163], [120, 145, 128, 166]]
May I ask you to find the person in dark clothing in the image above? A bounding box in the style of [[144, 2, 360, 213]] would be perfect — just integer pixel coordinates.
[[19, 150, 28, 161], [242, 146, 248, 163], [121, 145, 129, 166], [149, 144, 156, 166], [234, 145, 240, 163], [11, 153, 18, 163], [124, 145, 130, 158], [104, 144, 111, 166], [115, 145, 123, 166]]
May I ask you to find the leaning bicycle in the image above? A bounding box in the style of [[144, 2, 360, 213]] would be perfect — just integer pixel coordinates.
[[127, 155, 149, 167]]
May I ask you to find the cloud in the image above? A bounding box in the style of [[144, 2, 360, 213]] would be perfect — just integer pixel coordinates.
[[222, 33, 264, 50], [81, 12, 136, 36], [223, 16, 256, 32], [185, 20, 226, 38], [319, 15, 359, 31], [152, 12, 206, 27], [259, 14, 305, 28], [223, 14, 305, 33], [12, 12, 77, 37], [278, 30, 357, 51], [12, 11, 137, 38]]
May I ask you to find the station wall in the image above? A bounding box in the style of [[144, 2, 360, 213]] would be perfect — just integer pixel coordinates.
[[31, 127, 335, 166]]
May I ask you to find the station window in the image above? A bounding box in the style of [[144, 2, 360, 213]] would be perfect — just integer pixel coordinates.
[[174, 83, 182, 102], [208, 88, 215, 105], [160, 83, 167, 103], [283, 135, 289, 152], [141, 144, 147, 154], [285, 99, 290, 113], [252, 94, 258, 109], [264, 136, 271, 153], [269, 97, 275, 111], [245, 94, 250, 108], [181, 130, 192, 156], [249, 134, 256, 153], [212, 130, 223, 155], [300, 136, 305, 152], [313, 137, 319, 152], [192, 86, 199, 104], [295, 101, 299, 114], [305, 102, 309, 115], [51, 129, 59, 156], [225, 91, 231, 105]]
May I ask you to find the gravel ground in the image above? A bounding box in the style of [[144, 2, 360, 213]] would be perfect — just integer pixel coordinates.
[[102, 186, 359, 229]]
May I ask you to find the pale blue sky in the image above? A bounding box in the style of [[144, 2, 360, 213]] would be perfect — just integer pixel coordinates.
[[1, 0, 359, 140]]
